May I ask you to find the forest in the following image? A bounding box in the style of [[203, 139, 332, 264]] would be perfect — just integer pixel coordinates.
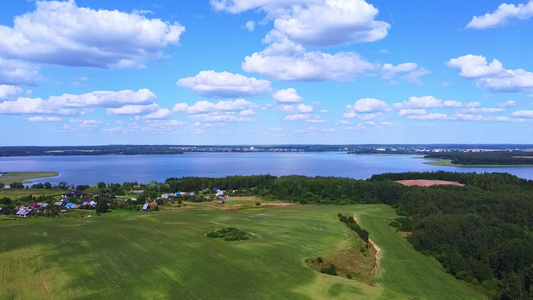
[[425, 151, 533, 165], [0, 145, 184, 156]]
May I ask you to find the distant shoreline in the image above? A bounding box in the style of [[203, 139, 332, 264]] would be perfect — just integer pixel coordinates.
[[422, 158, 533, 168]]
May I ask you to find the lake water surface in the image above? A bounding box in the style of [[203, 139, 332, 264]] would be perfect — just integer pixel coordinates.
[[0, 152, 532, 185]]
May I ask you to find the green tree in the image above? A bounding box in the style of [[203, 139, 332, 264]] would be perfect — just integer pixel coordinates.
[[95, 198, 109, 215], [43, 182, 52, 189], [97, 182, 106, 189]]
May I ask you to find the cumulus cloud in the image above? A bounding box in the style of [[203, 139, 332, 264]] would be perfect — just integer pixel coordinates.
[[447, 54, 533, 92], [277, 104, 313, 114], [0, 88, 158, 117], [144, 108, 172, 119], [343, 98, 390, 119], [142, 120, 184, 133], [498, 100, 517, 107], [242, 35, 375, 81], [0, 58, 42, 86], [69, 119, 103, 129], [48, 89, 157, 108], [398, 109, 427, 116], [393, 96, 475, 110], [0, 97, 79, 115], [0, 85, 22, 100], [240, 109, 256, 116], [213, 0, 389, 47], [177, 71, 272, 98], [0, 0, 185, 69], [447, 55, 504, 78], [189, 112, 253, 122], [512, 110, 533, 118], [272, 0, 390, 47], [107, 104, 159, 116], [244, 21, 255, 31], [381, 63, 431, 86], [273, 88, 304, 102], [173, 99, 256, 114], [407, 113, 450, 121], [466, 1, 533, 29], [27, 116, 62, 122]]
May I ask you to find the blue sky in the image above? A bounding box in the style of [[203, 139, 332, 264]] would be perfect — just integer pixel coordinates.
[[0, 0, 532, 145]]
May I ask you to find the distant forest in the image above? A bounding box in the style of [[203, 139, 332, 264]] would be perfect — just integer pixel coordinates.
[[425, 151, 533, 165], [0, 145, 184, 156]]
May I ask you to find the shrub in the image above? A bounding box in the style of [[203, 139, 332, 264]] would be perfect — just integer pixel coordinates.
[[206, 227, 251, 242], [320, 264, 337, 276]]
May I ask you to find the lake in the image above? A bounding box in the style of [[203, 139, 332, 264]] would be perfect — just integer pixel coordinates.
[[0, 152, 532, 185]]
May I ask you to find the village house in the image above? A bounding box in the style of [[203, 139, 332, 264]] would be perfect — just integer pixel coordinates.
[[142, 204, 150, 212], [16, 206, 32, 217]]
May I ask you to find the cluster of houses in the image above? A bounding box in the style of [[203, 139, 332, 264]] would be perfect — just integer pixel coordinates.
[[15, 190, 100, 218]]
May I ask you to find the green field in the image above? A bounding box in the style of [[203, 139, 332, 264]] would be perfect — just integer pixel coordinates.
[[0, 172, 58, 184], [0, 205, 484, 299]]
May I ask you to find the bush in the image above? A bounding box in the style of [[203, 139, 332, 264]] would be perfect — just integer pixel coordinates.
[[206, 227, 251, 241], [255, 202, 261, 206], [320, 264, 337, 276], [317, 257, 323, 263]]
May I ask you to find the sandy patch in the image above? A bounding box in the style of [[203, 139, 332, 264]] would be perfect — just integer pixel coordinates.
[[395, 179, 465, 187]]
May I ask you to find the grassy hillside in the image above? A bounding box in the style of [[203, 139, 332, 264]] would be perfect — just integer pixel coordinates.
[[0, 172, 58, 184], [0, 205, 484, 299]]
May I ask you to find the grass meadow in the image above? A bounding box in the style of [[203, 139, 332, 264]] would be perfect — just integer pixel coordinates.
[[0, 172, 59, 185], [0, 205, 484, 299]]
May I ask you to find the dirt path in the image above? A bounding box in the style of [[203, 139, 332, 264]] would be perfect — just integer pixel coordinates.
[[353, 215, 381, 275], [395, 179, 464, 187]]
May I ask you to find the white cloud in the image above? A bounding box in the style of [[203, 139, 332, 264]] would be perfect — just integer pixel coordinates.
[[142, 120, 184, 133], [0, 88, 158, 116], [407, 113, 450, 120], [273, 88, 304, 102], [381, 63, 430, 86], [189, 112, 253, 122], [69, 119, 102, 129], [446, 55, 504, 78], [337, 120, 352, 125], [0, 97, 79, 115], [343, 98, 390, 119], [173, 99, 256, 114], [284, 113, 328, 123], [0, 0, 185, 69], [512, 110, 533, 118], [144, 108, 172, 119], [48, 89, 157, 108], [240, 109, 256, 116], [177, 71, 271, 98], [466, 1, 533, 29], [498, 100, 517, 107], [457, 107, 505, 114], [0, 58, 42, 86], [278, 104, 313, 114], [0, 85, 22, 100], [243, 45, 375, 81], [107, 104, 159, 115], [27, 116, 62, 122], [393, 96, 474, 110], [447, 54, 533, 92], [398, 109, 427, 116], [245, 21, 255, 31], [271, 0, 390, 47], [322, 128, 336, 132]]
